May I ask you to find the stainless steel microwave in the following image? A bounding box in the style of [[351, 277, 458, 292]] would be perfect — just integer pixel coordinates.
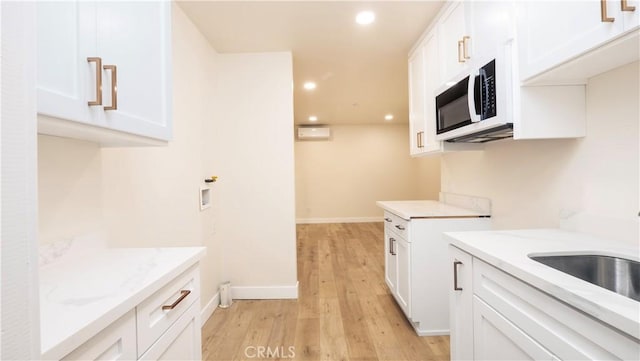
[[435, 51, 514, 143]]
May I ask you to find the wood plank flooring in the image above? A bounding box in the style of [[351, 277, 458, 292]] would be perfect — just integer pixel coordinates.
[[201, 223, 450, 361]]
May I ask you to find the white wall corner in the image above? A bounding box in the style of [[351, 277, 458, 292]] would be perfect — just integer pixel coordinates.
[[296, 217, 383, 224], [200, 291, 220, 327], [231, 282, 299, 300]]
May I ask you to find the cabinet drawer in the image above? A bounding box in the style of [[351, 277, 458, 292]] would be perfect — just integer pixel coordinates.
[[383, 211, 409, 240], [62, 310, 136, 361], [136, 265, 200, 358], [139, 301, 202, 360], [473, 259, 639, 360]]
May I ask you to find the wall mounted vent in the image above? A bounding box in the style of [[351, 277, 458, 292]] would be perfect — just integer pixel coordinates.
[[297, 126, 330, 140]]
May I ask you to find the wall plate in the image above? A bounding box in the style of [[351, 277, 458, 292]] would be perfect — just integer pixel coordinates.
[[200, 187, 211, 211]]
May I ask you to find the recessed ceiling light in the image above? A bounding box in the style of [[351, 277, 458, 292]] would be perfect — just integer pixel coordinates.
[[356, 11, 375, 25], [303, 82, 316, 90], [309, 116, 318, 122], [385, 114, 394, 121]]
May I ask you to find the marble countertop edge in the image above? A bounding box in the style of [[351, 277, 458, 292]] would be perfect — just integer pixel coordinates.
[[444, 229, 639, 340], [40, 247, 206, 360], [376, 200, 490, 219]]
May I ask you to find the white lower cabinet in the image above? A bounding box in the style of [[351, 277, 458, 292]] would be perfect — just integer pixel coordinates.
[[61, 265, 202, 361], [383, 211, 491, 335], [449, 246, 474, 361], [473, 296, 557, 361], [449, 246, 640, 360], [139, 302, 202, 361], [395, 237, 411, 316], [61, 310, 137, 361], [384, 226, 398, 295]]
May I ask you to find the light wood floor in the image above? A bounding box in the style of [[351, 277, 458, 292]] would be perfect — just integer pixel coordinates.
[[201, 223, 450, 361]]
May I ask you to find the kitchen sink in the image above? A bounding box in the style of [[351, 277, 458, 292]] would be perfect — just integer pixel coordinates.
[[529, 254, 640, 302]]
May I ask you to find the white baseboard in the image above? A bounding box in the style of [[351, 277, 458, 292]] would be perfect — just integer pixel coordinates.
[[414, 327, 450, 337], [200, 291, 220, 327], [296, 217, 382, 224], [231, 282, 299, 299]]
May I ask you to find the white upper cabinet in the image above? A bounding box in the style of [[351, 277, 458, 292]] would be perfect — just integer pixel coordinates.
[[37, 1, 172, 145], [408, 44, 426, 156], [95, 2, 171, 141], [422, 30, 443, 154], [408, 27, 481, 156], [518, 0, 639, 83], [37, 2, 98, 127], [465, 1, 515, 60], [438, 2, 470, 83]]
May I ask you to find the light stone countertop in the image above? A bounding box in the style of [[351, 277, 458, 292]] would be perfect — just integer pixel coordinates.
[[40, 246, 206, 360], [444, 229, 640, 340], [376, 200, 490, 219]]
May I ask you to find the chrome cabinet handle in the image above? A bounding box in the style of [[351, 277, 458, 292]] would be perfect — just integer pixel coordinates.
[[162, 290, 191, 310], [622, 0, 636, 11], [384, 218, 392, 222], [601, 0, 615, 21], [395, 225, 405, 231], [390, 238, 396, 255], [457, 40, 465, 62], [453, 261, 463, 291], [103, 64, 118, 110], [87, 57, 102, 106]]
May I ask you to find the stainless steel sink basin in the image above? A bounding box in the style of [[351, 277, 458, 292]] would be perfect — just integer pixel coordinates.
[[529, 254, 640, 301]]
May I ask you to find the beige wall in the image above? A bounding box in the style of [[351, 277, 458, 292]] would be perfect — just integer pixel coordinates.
[[295, 124, 441, 222], [101, 4, 221, 307], [37, 5, 223, 310], [38, 136, 104, 245], [440, 62, 639, 244], [211, 52, 297, 294], [38, 5, 298, 306]]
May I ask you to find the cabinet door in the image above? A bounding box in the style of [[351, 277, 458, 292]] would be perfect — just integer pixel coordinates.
[[465, 1, 514, 60], [139, 301, 202, 361], [622, 0, 640, 30], [95, 1, 172, 140], [473, 296, 558, 361], [37, 1, 100, 124], [517, 1, 624, 81], [439, 2, 469, 83], [408, 44, 426, 156], [384, 230, 397, 294], [449, 246, 474, 361], [61, 310, 137, 361], [395, 237, 411, 318], [422, 29, 443, 154]]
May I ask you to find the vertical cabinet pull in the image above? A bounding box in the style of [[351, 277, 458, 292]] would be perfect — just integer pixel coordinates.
[[389, 238, 396, 256], [457, 40, 465, 63], [416, 132, 424, 149], [621, 0, 636, 11], [453, 261, 463, 291], [87, 57, 103, 106], [462, 36, 471, 60], [601, 0, 615, 21], [103, 65, 118, 110]]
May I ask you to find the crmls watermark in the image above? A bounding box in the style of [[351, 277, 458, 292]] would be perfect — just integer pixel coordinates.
[[244, 346, 296, 359]]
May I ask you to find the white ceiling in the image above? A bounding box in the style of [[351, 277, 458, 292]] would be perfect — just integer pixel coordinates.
[[178, 1, 444, 125]]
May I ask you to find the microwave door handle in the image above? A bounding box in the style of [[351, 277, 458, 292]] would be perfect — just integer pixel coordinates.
[[467, 68, 481, 123], [480, 68, 489, 119]]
